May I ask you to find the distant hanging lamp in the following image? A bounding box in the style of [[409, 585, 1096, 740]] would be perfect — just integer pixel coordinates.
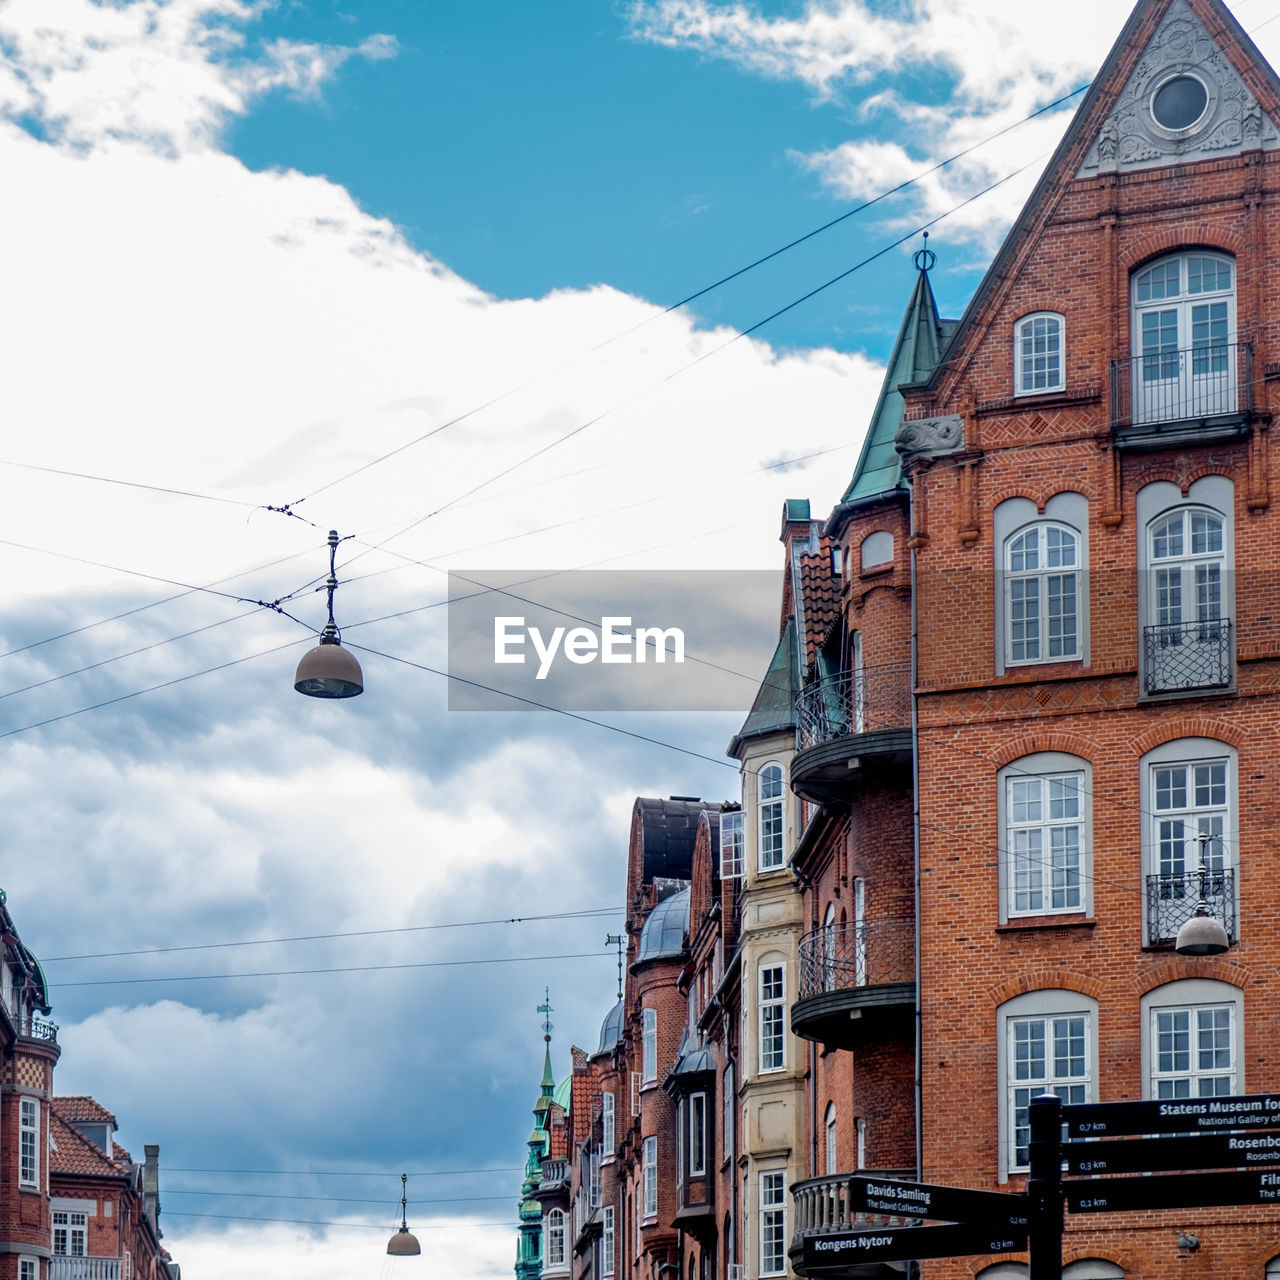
[[1175, 831, 1230, 956], [386, 1173, 421, 1256], [294, 530, 364, 698]]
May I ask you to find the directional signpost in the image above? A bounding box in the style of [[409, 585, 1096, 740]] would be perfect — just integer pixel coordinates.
[[801, 1175, 1028, 1272]]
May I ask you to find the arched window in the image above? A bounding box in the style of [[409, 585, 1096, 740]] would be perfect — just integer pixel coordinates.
[[1142, 979, 1243, 1098], [1004, 522, 1081, 664], [824, 1103, 837, 1174], [1132, 252, 1236, 424], [1014, 312, 1065, 395], [757, 763, 785, 871], [821, 903, 836, 992], [546, 1208, 566, 1267]]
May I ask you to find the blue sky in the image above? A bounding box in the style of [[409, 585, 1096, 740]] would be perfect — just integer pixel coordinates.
[[2, 0, 1277, 1277]]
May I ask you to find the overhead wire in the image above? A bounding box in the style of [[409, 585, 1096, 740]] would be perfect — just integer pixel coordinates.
[[165, 1165, 522, 1177]]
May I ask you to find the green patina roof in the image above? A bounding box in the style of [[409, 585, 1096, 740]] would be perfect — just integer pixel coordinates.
[[731, 619, 797, 747], [842, 263, 950, 505], [553, 1074, 571, 1111]]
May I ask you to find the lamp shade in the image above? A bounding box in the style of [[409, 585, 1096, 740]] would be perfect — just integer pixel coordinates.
[[294, 636, 363, 698], [1175, 908, 1230, 956], [386, 1225, 421, 1256]]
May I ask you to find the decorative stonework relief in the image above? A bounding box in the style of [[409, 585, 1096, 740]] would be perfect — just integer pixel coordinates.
[[1079, 0, 1279, 177], [895, 414, 963, 462]]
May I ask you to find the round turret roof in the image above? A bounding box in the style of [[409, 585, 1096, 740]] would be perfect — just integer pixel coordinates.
[[597, 998, 624, 1055], [636, 887, 690, 964]]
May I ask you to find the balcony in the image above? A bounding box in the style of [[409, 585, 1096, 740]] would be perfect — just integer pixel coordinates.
[[790, 1170, 915, 1275], [792, 665, 913, 804], [1110, 341, 1252, 449], [1143, 619, 1232, 696], [537, 1158, 570, 1194], [1146, 869, 1236, 947], [791, 920, 915, 1050], [13, 1011, 59, 1042], [50, 1260, 121, 1280]]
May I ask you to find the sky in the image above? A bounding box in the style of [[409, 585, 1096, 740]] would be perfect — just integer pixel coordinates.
[[2, 0, 1280, 1277]]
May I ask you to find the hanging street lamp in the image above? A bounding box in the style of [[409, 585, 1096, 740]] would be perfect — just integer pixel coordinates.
[[294, 529, 364, 698], [386, 1173, 421, 1256]]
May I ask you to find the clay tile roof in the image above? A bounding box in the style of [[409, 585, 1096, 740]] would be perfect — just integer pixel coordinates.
[[54, 1096, 118, 1126], [113, 1142, 133, 1165], [50, 1113, 127, 1180], [798, 536, 839, 667]]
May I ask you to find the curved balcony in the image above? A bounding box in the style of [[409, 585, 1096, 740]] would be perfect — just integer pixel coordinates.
[[790, 1170, 915, 1275], [791, 920, 915, 1050], [792, 666, 912, 804]]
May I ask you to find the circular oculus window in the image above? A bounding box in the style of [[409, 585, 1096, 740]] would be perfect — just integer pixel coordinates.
[[1151, 74, 1209, 131]]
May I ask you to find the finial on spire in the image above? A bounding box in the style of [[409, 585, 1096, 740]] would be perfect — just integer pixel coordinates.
[[913, 230, 936, 275], [537, 987, 554, 1043]]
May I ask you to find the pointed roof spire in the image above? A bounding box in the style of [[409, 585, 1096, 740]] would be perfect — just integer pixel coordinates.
[[840, 237, 950, 504]]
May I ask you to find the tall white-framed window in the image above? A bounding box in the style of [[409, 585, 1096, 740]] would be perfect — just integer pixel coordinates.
[[601, 1091, 615, 1157], [998, 753, 1092, 922], [821, 903, 837, 992], [994, 494, 1089, 675], [642, 1137, 658, 1219], [855, 1117, 867, 1169], [1014, 312, 1065, 395], [590, 1145, 602, 1208], [1005, 523, 1081, 665], [759, 1171, 786, 1276], [19, 1097, 39, 1189], [1142, 979, 1243, 1098], [689, 1093, 707, 1176], [1140, 738, 1237, 945], [824, 1103, 837, 1175], [603, 1204, 616, 1276], [18, 1259, 37, 1280], [52, 1210, 87, 1256], [997, 989, 1096, 1180], [1137, 477, 1234, 696], [719, 810, 744, 879], [1131, 251, 1236, 424], [757, 763, 785, 871], [545, 1208, 566, 1268], [723, 1061, 735, 1163], [853, 879, 867, 986], [758, 962, 785, 1073], [642, 1008, 657, 1083]]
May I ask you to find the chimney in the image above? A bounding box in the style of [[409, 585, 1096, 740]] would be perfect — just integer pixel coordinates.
[[144, 1144, 162, 1237]]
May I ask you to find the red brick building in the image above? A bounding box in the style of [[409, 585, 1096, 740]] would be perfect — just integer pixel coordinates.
[[0, 893, 179, 1280], [784, 0, 1280, 1275]]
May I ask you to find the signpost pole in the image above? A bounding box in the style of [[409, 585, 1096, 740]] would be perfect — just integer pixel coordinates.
[[1029, 1093, 1063, 1280]]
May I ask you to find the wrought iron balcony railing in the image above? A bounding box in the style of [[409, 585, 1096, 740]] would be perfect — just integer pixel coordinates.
[[1146, 869, 1236, 946], [795, 665, 913, 753], [16, 1011, 58, 1042], [1143, 619, 1232, 694], [797, 920, 915, 1000], [50, 1260, 122, 1280], [790, 1170, 916, 1242], [1111, 341, 1252, 428]]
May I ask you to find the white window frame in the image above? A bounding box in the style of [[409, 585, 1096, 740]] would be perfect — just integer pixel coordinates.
[[601, 1091, 615, 1158], [19, 1097, 39, 1190], [18, 1260, 37, 1280], [723, 1061, 735, 1163], [758, 962, 785, 1074], [719, 810, 744, 879], [993, 494, 1089, 675], [689, 1092, 707, 1177], [997, 753, 1093, 922], [630, 1071, 641, 1117], [642, 1008, 657, 1084], [1014, 311, 1065, 395], [1140, 738, 1238, 944], [545, 1207, 566, 1268], [997, 990, 1097, 1181], [855, 1116, 866, 1170], [824, 1102, 837, 1175], [759, 1170, 786, 1277], [1137, 476, 1235, 694], [757, 762, 785, 872], [603, 1204, 615, 1276], [1004, 522, 1082, 665], [642, 1136, 658, 1220], [1142, 979, 1243, 1099], [52, 1209, 88, 1256]]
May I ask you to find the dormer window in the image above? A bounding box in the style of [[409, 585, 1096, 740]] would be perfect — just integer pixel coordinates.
[[1014, 312, 1065, 395]]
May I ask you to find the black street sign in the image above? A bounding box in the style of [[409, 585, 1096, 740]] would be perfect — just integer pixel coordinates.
[[1066, 1129, 1280, 1176], [803, 1224, 1027, 1268], [1065, 1093, 1280, 1139], [1067, 1169, 1280, 1215], [845, 1176, 1030, 1228]]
